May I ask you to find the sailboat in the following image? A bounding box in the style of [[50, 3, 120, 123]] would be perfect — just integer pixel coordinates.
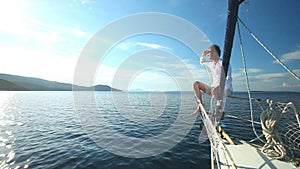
[[197, 0, 300, 168]]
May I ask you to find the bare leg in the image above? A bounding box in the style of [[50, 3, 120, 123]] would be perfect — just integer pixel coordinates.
[[193, 81, 207, 104], [192, 81, 207, 115]]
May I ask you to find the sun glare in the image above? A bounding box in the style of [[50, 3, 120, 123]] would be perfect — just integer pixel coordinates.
[[0, 0, 27, 29]]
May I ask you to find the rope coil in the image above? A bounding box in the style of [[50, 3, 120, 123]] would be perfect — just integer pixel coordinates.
[[260, 100, 287, 159], [236, 17, 300, 165]]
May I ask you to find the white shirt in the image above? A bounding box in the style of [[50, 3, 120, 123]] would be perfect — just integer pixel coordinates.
[[200, 58, 233, 91]]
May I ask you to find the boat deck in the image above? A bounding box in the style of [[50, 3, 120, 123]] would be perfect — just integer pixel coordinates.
[[218, 140, 297, 169]]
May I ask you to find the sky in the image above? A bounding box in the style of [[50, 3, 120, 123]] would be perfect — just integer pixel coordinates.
[[0, 0, 300, 92]]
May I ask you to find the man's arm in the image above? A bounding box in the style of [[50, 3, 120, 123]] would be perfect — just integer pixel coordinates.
[[200, 50, 210, 65]]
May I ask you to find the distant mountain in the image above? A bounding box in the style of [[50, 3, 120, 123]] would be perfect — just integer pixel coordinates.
[[94, 84, 116, 91], [0, 79, 27, 91], [0, 73, 121, 91]]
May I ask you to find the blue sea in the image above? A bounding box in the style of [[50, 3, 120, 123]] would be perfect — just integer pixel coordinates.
[[0, 91, 299, 169]]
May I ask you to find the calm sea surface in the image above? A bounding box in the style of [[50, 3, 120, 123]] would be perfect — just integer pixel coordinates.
[[0, 91, 299, 169]]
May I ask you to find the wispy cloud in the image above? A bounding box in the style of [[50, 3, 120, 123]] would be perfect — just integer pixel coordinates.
[[252, 72, 286, 80], [230, 68, 298, 91], [278, 83, 300, 89], [151, 55, 167, 59], [247, 68, 263, 73], [0, 46, 77, 83], [273, 49, 300, 64], [96, 65, 183, 91], [232, 68, 263, 80], [293, 69, 300, 75], [136, 42, 170, 50], [117, 43, 130, 50], [235, 68, 263, 74], [72, 29, 89, 38]]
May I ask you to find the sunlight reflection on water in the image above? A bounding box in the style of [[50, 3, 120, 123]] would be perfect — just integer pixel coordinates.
[[0, 92, 29, 169], [1, 91, 298, 168]]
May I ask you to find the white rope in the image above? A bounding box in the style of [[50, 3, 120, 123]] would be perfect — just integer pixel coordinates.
[[235, 17, 300, 165], [237, 18, 300, 161], [197, 102, 237, 169], [238, 17, 300, 82], [260, 100, 287, 159], [238, 20, 287, 159], [237, 21, 265, 143]]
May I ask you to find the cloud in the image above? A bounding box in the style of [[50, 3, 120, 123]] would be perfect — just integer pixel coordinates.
[[95, 56, 204, 91], [283, 83, 300, 88], [282, 83, 288, 87], [229, 68, 299, 91], [0, 46, 77, 83], [95, 64, 117, 85], [252, 72, 286, 80], [0, 15, 89, 50], [293, 69, 300, 75], [234, 68, 262, 74], [0, 0, 27, 24], [95, 65, 182, 91], [232, 68, 263, 82], [117, 43, 130, 50], [0, 15, 90, 62], [274, 49, 300, 63], [72, 29, 89, 38], [136, 42, 170, 50], [252, 68, 300, 81], [235, 69, 300, 91], [152, 55, 167, 59], [247, 68, 263, 73], [272, 82, 300, 89]]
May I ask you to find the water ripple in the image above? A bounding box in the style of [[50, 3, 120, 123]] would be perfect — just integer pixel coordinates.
[[0, 91, 298, 168]]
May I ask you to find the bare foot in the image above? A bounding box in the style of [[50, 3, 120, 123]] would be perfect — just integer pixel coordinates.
[[192, 105, 201, 115]]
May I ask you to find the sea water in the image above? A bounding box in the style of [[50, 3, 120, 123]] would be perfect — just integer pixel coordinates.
[[0, 91, 299, 169]]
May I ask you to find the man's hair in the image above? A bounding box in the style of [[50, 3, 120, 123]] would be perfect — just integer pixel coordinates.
[[210, 44, 221, 57]]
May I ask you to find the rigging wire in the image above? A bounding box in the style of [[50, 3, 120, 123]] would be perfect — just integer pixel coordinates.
[[237, 17, 300, 82], [237, 19, 300, 162], [237, 20, 265, 143]]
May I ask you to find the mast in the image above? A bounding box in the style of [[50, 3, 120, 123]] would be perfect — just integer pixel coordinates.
[[222, 0, 243, 76], [220, 0, 244, 97]]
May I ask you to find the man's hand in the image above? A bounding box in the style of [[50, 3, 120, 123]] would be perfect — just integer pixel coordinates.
[[201, 50, 210, 58]]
